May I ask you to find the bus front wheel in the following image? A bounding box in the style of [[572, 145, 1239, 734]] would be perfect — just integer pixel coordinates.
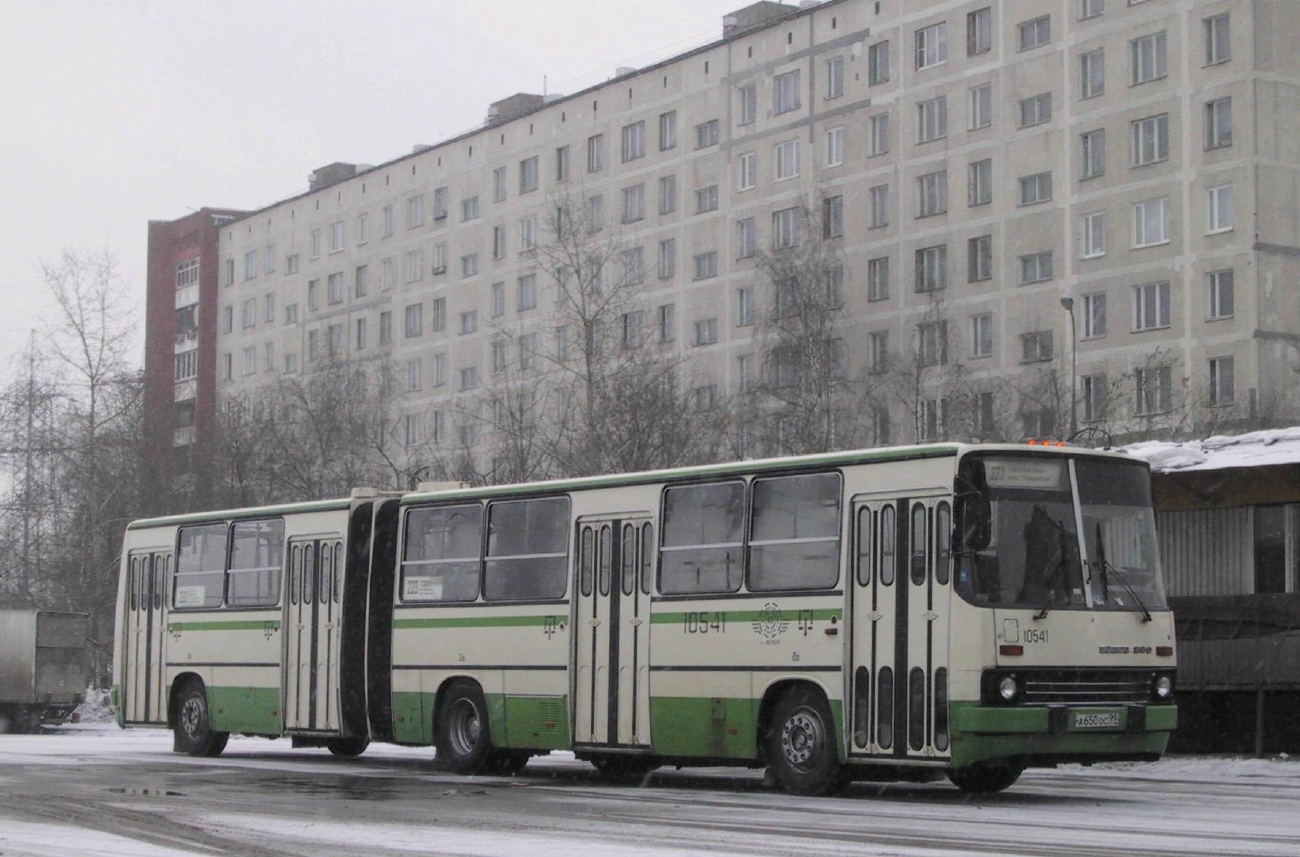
[[765, 686, 842, 796], [947, 761, 1024, 794], [173, 681, 229, 757], [437, 681, 495, 774]]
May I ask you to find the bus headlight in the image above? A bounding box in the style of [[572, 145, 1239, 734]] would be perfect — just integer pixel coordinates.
[[1152, 674, 1174, 700], [998, 675, 1019, 702]]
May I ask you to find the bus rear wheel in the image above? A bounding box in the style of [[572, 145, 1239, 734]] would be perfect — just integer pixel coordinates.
[[326, 736, 370, 758], [173, 681, 229, 757], [437, 681, 495, 775], [947, 761, 1024, 794], [765, 686, 842, 796]]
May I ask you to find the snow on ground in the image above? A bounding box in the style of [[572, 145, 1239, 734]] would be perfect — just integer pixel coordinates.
[[1122, 426, 1300, 472]]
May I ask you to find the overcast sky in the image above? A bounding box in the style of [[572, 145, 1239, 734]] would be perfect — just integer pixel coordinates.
[[1, 0, 759, 369]]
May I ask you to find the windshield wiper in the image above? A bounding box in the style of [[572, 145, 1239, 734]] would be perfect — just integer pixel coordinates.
[[1093, 522, 1152, 622]]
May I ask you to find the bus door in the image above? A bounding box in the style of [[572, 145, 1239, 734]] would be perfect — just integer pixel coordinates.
[[123, 551, 169, 724], [900, 496, 953, 760], [284, 537, 344, 732], [848, 501, 898, 757], [573, 516, 654, 748]]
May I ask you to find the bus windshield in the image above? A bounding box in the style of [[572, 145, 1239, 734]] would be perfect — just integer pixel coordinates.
[[954, 454, 1167, 614]]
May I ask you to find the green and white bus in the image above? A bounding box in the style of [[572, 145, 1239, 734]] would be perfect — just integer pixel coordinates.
[[113, 443, 1177, 794]]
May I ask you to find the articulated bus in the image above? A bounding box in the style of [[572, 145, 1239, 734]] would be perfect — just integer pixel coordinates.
[[113, 443, 1176, 794]]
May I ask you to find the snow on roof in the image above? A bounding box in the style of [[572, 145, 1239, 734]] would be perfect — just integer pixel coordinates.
[[1122, 427, 1300, 473]]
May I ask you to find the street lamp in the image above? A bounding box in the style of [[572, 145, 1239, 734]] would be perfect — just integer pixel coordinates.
[[1060, 295, 1078, 439]]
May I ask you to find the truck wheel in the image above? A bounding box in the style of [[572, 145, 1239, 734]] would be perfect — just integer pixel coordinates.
[[174, 681, 229, 757], [765, 686, 842, 796], [436, 681, 494, 774]]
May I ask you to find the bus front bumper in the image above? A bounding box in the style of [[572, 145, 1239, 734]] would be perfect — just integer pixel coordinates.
[[948, 702, 1177, 768]]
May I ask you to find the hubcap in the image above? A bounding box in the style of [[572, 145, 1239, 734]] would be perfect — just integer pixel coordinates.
[[448, 699, 482, 757], [781, 709, 822, 768], [180, 697, 203, 737]]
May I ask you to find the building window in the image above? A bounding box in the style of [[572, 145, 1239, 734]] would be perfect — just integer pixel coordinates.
[[919, 399, 948, 440], [307, 280, 319, 311], [460, 310, 478, 335], [431, 297, 446, 332], [1133, 281, 1171, 331], [461, 196, 480, 222], [738, 83, 758, 125], [968, 235, 992, 282], [1209, 356, 1235, 405], [1132, 114, 1169, 165], [869, 113, 890, 156], [327, 272, 344, 303], [868, 257, 890, 302], [1132, 197, 1170, 247], [737, 151, 757, 191], [1019, 251, 1054, 284], [967, 7, 991, 55], [1083, 373, 1108, 422], [587, 134, 604, 172], [659, 111, 677, 150], [659, 175, 678, 214], [1207, 184, 1234, 233], [693, 317, 718, 346], [693, 252, 718, 280], [1205, 14, 1230, 65], [406, 249, 425, 282], [1207, 269, 1234, 319], [378, 311, 392, 346], [620, 249, 643, 286], [772, 207, 801, 249], [774, 140, 800, 180], [1081, 0, 1104, 20], [176, 258, 199, 288], [284, 303, 299, 325], [381, 205, 394, 238], [737, 287, 756, 327], [588, 194, 604, 232], [407, 194, 425, 228], [263, 293, 276, 323], [1020, 330, 1054, 362], [918, 321, 948, 366], [432, 186, 449, 221], [1082, 210, 1107, 258], [823, 196, 843, 239], [1135, 365, 1172, 415], [658, 239, 676, 280], [519, 156, 539, 194], [285, 253, 299, 275], [1205, 97, 1233, 149], [869, 330, 889, 373], [491, 281, 505, 317], [1019, 172, 1052, 205], [492, 225, 507, 260], [620, 312, 646, 351], [309, 230, 321, 259], [264, 244, 276, 274], [461, 253, 479, 279], [869, 40, 890, 84], [328, 325, 345, 357], [1130, 32, 1168, 85], [695, 119, 720, 149], [555, 145, 570, 181], [241, 298, 256, 329], [971, 313, 993, 358], [1083, 292, 1107, 339], [868, 184, 890, 228], [404, 303, 423, 338], [968, 159, 992, 206], [968, 83, 992, 130], [825, 55, 845, 99], [431, 242, 448, 275], [459, 367, 478, 391], [915, 22, 947, 70], [917, 170, 947, 217], [915, 245, 947, 293], [405, 357, 423, 391], [174, 349, 198, 382], [695, 184, 719, 214], [1019, 92, 1052, 127], [773, 69, 802, 114], [621, 121, 646, 163], [917, 95, 947, 142], [736, 218, 756, 259], [243, 250, 258, 280], [658, 303, 676, 342], [825, 127, 844, 166], [1018, 15, 1051, 52], [491, 340, 507, 375], [1081, 128, 1106, 179], [1021, 406, 1054, 439], [1081, 49, 1105, 98], [622, 184, 645, 223]]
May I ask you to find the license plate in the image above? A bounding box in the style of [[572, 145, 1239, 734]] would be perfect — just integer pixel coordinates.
[[1074, 712, 1121, 729]]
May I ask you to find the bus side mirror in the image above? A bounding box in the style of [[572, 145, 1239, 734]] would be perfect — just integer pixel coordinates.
[[961, 498, 991, 551]]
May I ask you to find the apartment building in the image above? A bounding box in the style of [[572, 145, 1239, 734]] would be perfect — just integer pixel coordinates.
[[210, 0, 1300, 480]]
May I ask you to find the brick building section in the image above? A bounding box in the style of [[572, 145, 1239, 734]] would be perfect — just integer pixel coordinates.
[[144, 208, 243, 513]]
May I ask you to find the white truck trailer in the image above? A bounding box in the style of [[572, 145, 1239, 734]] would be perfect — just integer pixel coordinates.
[[0, 610, 88, 733]]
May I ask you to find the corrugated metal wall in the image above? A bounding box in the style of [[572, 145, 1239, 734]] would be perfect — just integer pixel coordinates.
[[1158, 508, 1251, 596]]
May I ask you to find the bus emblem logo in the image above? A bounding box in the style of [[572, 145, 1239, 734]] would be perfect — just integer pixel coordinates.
[[753, 603, 789, 644]]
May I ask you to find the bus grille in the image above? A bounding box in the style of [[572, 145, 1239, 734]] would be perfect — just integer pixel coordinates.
[[1021, 670, 1153, 705]]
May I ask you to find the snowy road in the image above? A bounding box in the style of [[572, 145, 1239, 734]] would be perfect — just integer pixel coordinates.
[[0, 726, 1297, 856]]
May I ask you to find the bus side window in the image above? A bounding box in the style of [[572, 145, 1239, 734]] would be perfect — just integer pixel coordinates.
[[580, 526, 594, 598], [334, 542, 344, 602], [935, 502, 952, 586], [289, 544, 301, 605], [640, 522, 653, 596], [856, 507, 873, 587], [879, 506, 896, 586], [910, 504, 928, 586], [621, 523, 636, 596], [599, 524, 612, 597]]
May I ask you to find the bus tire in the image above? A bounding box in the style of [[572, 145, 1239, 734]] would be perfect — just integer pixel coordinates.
[[437, 681, 494, 775], [173, 681, 229, 758], [765, 686, 842, 796], [947, 761, 1024, 794], [326, 736, 370, 758], [486, 749, 531, 775], [590, 755, 659, 784]]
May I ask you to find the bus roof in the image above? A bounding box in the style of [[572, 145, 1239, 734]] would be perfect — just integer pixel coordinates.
[[126, 496, 355, 530]]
